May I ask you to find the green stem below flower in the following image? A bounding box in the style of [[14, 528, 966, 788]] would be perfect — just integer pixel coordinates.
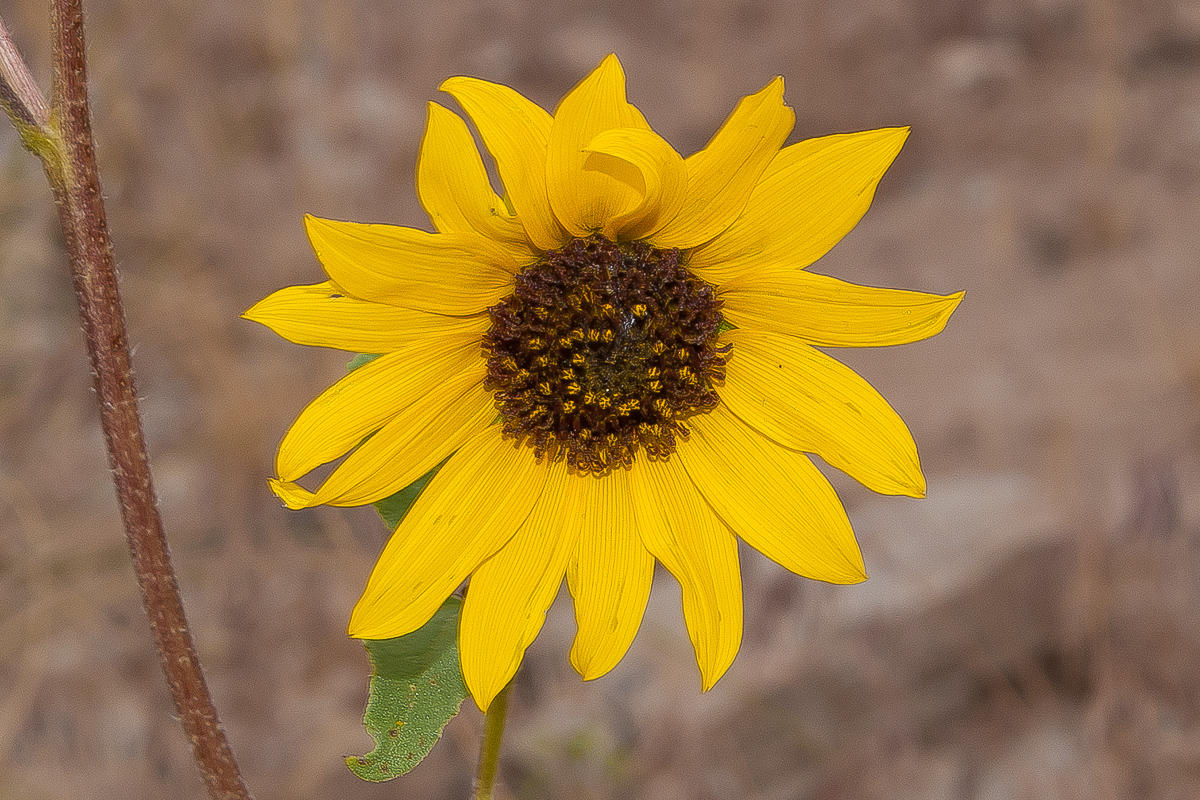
[[473, 679, 515, 800]]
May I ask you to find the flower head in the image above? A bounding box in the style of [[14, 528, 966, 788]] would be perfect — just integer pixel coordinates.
[[245, 55, 962, 710]]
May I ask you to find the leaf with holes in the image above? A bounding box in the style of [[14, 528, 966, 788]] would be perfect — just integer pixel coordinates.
[[346, 596, 468, 781]]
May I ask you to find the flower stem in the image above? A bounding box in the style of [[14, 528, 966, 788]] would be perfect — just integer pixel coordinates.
[[0, 15, 49, 135], [0, 3, 251, 799], [473, 679, 515, 800]]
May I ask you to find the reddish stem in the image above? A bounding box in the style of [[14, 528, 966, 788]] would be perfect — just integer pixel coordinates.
[[45, 2, 252, 798], [0, 14, 48, 129]]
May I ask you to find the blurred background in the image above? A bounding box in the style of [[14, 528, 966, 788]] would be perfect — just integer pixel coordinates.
[[2, 0, 1200, 797]]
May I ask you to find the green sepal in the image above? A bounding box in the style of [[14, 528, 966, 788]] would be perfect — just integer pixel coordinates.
[[347, 596, 469, 781], [347, 352, 383, 371], [372, 458, 447, 531]]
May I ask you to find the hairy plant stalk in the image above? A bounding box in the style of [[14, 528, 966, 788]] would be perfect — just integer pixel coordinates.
[[0, 3, 251, 798]]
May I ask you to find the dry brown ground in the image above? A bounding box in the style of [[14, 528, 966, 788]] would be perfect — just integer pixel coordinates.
[[3, 0, 1200, 798]]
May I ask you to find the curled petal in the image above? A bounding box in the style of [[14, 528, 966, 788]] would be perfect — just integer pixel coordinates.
[[583, 126, 687, 241], [547, 54, 651, 236]]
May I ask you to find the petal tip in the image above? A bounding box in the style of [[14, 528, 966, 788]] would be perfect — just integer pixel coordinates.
[[569, 644, 611, 682], [269, 477, 316, 510], [698, 654, 737, 693], [826, 559, 868, 585], [346, 616, 377, 640], [589, 53, 627, 91], [906, 469, 928, 499], [466, 674, 507, 714], [348, 599, 407, 641], [302, 213, 334, 245], [303, 213, 355, 241], [873, 125, 911, 155]]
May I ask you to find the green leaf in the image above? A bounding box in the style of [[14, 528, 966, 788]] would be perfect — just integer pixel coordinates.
[[372, 458, 447, 531], [347, 596, 469, 781]]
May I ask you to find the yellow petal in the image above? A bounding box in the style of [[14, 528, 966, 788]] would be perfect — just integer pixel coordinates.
[[243, 281, 479, 352], [652, 77, 794, 249], [268, 477, 317, 510], [582, 126, 687, 241], [274, 322, 487, 482], [459, 463, 583, 710], [349, 427, 550, 640], [722, 270, 965, 347], [304, 215, 518, 314], [689, 127, 909, 283], [439, 75, 566, 251], [567, 466, 654, 680], [417, 102, 532, 252], [547, 54, 650, 236], [679, 405, 867, 583], [628, 457, 742, 691], [276, 380, 494, 509], [720, 329, 926, 497]]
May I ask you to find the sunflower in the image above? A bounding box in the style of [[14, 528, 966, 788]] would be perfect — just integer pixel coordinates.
[[245, 54, 962, 711]]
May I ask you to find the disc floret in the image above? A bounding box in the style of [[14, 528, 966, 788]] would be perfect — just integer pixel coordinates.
[[483, 235, 729, 473]]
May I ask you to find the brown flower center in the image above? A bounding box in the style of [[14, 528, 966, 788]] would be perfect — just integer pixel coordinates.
[[483, 235, 729, 474]]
